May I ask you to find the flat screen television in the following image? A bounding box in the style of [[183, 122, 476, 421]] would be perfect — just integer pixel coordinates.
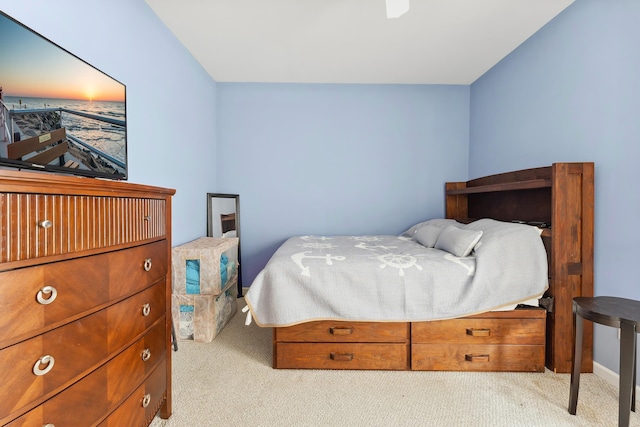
[[0, 10, 127, 180]]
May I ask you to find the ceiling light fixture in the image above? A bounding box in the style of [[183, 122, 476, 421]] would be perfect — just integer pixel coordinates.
[[386, 0, 410, 19]]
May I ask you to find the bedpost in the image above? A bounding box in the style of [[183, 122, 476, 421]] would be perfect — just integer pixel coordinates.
[[548, 162, 594, 373], [445, 182, 468, 219]]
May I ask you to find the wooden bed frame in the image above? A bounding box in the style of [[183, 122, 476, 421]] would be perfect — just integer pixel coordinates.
[[272, 163, 594, 373]]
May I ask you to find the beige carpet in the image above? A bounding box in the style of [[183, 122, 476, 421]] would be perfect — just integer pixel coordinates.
[[151, 301, 639, 427]]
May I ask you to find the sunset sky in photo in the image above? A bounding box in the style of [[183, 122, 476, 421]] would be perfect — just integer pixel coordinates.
[[0, 13, 124, 102]]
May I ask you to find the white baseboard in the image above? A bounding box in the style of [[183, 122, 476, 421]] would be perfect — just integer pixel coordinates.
[[594, 361, 640, 395]]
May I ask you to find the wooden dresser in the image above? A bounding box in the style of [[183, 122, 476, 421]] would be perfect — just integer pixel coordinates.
[[0, 169, 175, 426]]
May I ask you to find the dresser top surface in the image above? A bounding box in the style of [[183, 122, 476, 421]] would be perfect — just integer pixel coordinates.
[[0, 169, 175, 197]]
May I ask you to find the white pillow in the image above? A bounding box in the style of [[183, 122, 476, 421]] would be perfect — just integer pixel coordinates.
[[413, 224, 444, 248], [434, 226, 483, 257], [401, 218, 459, 237]]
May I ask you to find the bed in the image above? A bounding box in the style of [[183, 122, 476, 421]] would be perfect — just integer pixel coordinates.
[[244, 163, 594, 373]]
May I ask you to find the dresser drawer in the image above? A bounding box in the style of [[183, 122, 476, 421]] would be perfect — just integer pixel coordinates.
[[412, 315, 545, 345], [411, 344, 545, 372], [0, 253, 109, 347], [99, 358, 167, 427], [0, 241, 167, 349], [107, 319, 166, 407], [275, 321, 410, 343], [108, 240, 168, 299], [4, 364, 108, 427], [0, 310, 109, 419], [5, 320, 167, 426], [275, 343, 409, 370], [0, 193, 166, 264], [107, 281, 166, 353]]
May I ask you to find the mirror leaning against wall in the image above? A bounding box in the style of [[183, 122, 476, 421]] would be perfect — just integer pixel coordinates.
[[207, 193, 243, 297]]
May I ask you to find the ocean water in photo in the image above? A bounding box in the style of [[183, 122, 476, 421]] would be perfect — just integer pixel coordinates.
[[4, 96, 126, 164]]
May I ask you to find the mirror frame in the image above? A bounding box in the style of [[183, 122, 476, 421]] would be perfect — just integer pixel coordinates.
[[207, 193, 242, 297]]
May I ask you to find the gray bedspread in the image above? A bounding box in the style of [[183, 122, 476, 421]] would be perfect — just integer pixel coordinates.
[[244, 219, 548, 327]]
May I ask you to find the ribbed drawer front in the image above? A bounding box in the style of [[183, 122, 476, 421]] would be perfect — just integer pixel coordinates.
[[411, 344, 545, 372], [275, 343, 409, 370], [0, 193, 166, 263], [275, 321, 409, 343]]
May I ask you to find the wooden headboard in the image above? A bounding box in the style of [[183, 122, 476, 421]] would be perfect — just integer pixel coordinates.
[[445, 162, 594, 374]]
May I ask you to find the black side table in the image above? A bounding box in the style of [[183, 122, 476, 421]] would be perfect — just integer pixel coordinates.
[[569, 296, 639, 427]]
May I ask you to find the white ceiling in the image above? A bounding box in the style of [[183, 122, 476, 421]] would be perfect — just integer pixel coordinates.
[[145, 0, 574, 85]]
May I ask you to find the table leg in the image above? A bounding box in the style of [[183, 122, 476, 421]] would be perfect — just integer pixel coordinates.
[[619, 322, 636, 427], [633, 341, 637, 413], [569, 311, 583, 415]]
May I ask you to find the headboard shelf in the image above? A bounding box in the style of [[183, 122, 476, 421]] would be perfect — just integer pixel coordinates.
[[445, 162, 594, 373], [453, 217, 551, 237], [445, 178, 552, 195]]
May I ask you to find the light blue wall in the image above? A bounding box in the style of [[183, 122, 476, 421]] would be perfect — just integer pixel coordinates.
[[470, 0, 640, 376], [0, 0, 217, 245], [217, 83, 470, 283], [4, 0, 628, 381]]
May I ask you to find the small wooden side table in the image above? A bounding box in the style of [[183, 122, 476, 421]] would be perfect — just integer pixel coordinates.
[[569, 296, 639, 427]]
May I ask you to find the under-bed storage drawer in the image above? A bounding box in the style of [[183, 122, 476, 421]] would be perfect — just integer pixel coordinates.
[[412, 317, 545, 345], [412, 344, 545, 372], [275, 343, 409, 370], [273, 321, 410, 370], [411, 309, 546, 372], [275, 321, 410, 343]]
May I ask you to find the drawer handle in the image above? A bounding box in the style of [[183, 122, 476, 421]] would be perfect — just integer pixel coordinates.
[[466, 328, 490, 337], [329, 327, 353, 335], [465, 354, 490, 363], [43, 424, 55, 427], [144, 215, 151, 221], [142, 394, 151, 408], [330, 352, 354, 362], [143, 258, 152, 272], [33, 355, 55, 376], [142, 393, 151, 408], [36, 286, 58, 305], [39, 219, 53, 229], [142, 303, 151, 317], [142, 348, 151, 361]]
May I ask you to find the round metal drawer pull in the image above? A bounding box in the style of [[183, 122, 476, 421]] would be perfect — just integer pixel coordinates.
[[33, 355, 55, 376], [143, 258, 152, 272], [142, 393, 151, 408], [141, 348, 151, 361], [39, 219, 52, 229], [36, 286, 58, 305], [142, 303, 151, 317], [43, 424, 55, 427]]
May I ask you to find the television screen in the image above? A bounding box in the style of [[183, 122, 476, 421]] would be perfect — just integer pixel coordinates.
[[0, 10, 127, 180]]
